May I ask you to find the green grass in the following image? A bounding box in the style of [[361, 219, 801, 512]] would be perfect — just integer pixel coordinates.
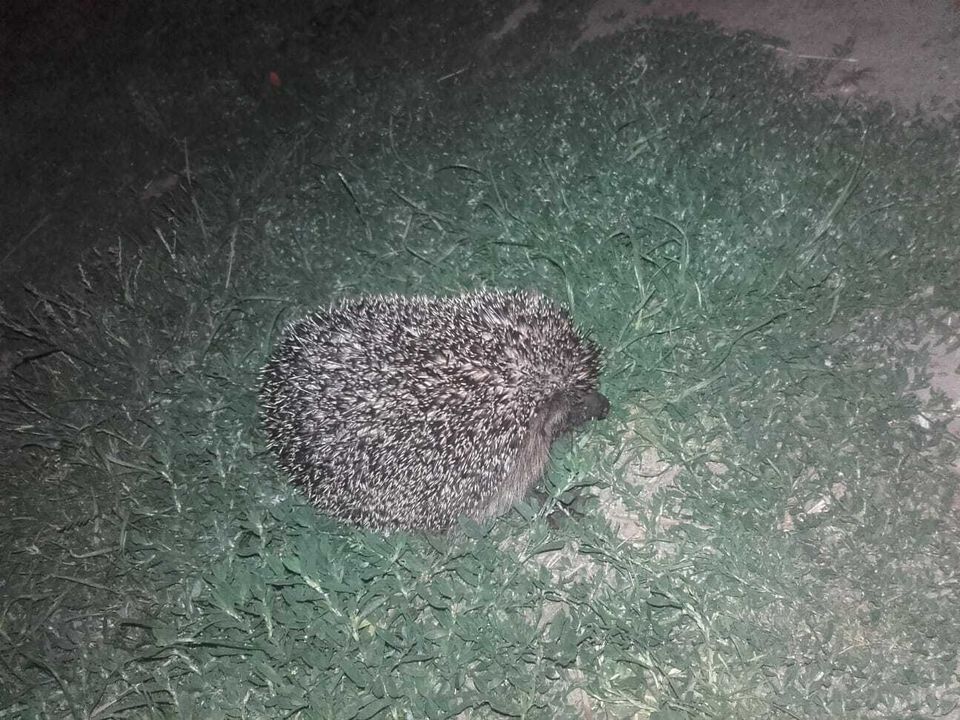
[[2, 15, 959, 719]]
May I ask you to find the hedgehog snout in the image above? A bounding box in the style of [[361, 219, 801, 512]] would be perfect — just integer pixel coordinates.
[[539, 388, 609, 442], [565, 389, 609, 431]]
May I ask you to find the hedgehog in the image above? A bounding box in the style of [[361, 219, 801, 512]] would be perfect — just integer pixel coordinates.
[[258, 290, 609, 532]]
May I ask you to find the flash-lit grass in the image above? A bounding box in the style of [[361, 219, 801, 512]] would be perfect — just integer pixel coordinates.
[[2, 15, 959, 720]]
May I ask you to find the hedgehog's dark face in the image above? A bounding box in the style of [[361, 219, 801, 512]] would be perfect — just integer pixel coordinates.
[[552, 388, 610, 438], [571, 389, 610, 427]]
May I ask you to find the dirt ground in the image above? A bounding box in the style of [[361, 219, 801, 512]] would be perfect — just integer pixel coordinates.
[[498, 0, 960, 118], [587, 0, 960, 118]]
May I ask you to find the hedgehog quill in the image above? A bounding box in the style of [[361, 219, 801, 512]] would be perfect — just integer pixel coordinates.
[[259, 290, 609, 532]]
